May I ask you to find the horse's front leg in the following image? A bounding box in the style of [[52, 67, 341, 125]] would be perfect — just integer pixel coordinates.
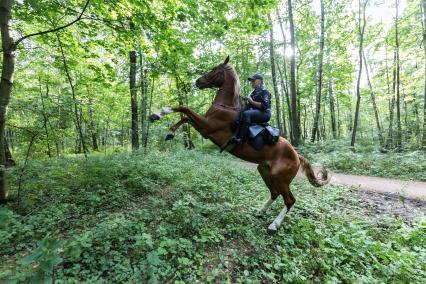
[[149, 107, 174, 121], [171, 106, 216, 137], [151, 106, 215, 138], [165, 116, 190, 140]]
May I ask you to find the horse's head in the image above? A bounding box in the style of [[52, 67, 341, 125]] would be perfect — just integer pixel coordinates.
[[195, 56, 230, 89]]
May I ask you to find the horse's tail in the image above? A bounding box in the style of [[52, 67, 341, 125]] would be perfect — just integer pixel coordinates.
[[298, 155, 331, 187]]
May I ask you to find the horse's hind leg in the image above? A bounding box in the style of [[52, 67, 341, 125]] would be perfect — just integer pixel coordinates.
[[267, 182, 296, 234], [256, 163, 279, 216], [266, 160, 298, 234]]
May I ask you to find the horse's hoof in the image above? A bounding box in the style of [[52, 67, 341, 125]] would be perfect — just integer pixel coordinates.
[[165, 133, 175, 141], [149, 113, 160, 122], [267, 224, 278, 235]]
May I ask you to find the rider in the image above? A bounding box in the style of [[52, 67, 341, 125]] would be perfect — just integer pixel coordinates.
[[231, 73, 272, 145]]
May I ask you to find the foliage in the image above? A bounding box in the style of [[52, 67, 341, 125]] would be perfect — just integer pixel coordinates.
[[6, 0, 425, 163], [1, 150, 425, 282], [300, 139, 426, 181]]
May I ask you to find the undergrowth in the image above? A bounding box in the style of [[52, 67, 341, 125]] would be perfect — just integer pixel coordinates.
[[0, 149, 425, 283], [299, 140, 426, 181]]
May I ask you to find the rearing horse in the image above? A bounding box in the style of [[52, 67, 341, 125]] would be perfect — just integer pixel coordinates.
[[150, 56, 330, 234]]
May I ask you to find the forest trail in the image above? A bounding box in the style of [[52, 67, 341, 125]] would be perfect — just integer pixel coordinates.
[[237, 161, 426, 201]]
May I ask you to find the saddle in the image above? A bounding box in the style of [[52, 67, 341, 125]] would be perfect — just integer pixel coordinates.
[[222, 106, 281, 152], [247, 123, 281, 150]]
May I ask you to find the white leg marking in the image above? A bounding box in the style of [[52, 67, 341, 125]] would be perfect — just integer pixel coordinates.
[[161, 107, 173, 115], [268, 206, 288, 232], [257, 198, 274, 215]]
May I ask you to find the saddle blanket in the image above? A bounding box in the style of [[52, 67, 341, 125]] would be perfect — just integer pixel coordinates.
[[247, 124, 280, 150]]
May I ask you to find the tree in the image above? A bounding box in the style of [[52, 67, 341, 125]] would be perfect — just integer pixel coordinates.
[[276, 9, 291, 136], [328, 81, 337, 139], [56, 32, 88, 157], [351, 0, 368, 148], [395, 0, 402, 150], [140, 50, 149, 148], [130, 49, 139, 152], [423, 0, 426, 151], [363, 51, 384, 146], [311, 0, 325, 142], [268, 14, 284, 135], [287, 0, 300, 146], [0, 0, 90, 202]]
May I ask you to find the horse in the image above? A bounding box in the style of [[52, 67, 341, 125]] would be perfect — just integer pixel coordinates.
[[150, 56, 330, 234]]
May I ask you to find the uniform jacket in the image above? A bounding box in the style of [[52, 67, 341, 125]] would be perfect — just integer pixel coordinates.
[[249, 84, 272, 112]]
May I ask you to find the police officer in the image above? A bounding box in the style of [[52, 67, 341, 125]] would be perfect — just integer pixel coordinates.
[[231, 73, 272, 145]]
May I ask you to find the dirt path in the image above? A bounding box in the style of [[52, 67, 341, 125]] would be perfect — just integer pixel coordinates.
[[237, 161, 426, 201], [327, 172, 426, 201]]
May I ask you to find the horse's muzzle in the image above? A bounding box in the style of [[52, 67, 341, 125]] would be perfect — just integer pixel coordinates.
[[195, 78, 208, 89]]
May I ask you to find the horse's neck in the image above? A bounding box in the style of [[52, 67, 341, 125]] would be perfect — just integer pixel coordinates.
[[213, 78, 240, 108]]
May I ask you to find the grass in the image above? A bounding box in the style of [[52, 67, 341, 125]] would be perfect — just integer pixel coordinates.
[[0, 149, 425, 283]]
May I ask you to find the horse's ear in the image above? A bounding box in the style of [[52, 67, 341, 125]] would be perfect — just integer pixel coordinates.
[[224, 55, 230, 65]]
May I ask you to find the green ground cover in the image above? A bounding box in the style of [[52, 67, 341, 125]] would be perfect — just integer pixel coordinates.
[[298, 140, 426, 181], [1, 150, 425, 283]]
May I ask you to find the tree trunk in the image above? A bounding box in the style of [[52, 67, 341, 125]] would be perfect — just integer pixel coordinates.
[[386, 45, 396, 149], [276, 9, 291, 135], [0, 0, 15, 201], [288, 0, 299, 146], [120, 110, 125, 147], [336, 92, 341, 136], [311, 0, 325, 142], [363, 51, 384, 146], [422, 0, 426, 150], [129, 49, 139, 151], [57, 33, 87, 157], [39, 78, 52, 157], [395, 0, 402, 150], [351, 0, 368, 148], [268, 14, 283, 135], [276, 63, 288, 137], [328, 81, 337, 139], [88, 95, 98, 151], [139, 49, 148, 148], [303, 104, 308, 139], [4, 138, 14, 167], [144, 75, 155, 149]]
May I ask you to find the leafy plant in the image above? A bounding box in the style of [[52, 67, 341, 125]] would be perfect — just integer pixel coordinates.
[[19, 236, 64, 284]]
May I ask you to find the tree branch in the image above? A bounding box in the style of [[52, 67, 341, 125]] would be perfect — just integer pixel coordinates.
[[12, 0, 90, 50]]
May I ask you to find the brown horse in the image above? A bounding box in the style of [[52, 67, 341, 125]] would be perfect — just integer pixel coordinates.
[[150, 56, 330, 234]]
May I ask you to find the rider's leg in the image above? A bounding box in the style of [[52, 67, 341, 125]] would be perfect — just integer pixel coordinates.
[[232, 109, 271, 144], [236, 110, 251, 142], [247, 108, 271, 123]]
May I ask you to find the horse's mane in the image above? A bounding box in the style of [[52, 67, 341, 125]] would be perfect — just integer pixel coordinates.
[[224, 64, 241, 107]]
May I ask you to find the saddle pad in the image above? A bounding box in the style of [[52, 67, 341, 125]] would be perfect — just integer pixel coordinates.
[[249, 124, 264, 138], [265, 126, 280, 137]]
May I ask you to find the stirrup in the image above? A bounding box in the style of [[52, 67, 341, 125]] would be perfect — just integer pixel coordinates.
[[220, 137, 241, 153]]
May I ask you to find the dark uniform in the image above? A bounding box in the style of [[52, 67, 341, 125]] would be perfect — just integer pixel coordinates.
[[244, 84, 272, 124], [231, 74, 272, 145]]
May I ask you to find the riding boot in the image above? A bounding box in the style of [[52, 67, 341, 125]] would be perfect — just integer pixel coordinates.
[[230, 115, 250, 145]]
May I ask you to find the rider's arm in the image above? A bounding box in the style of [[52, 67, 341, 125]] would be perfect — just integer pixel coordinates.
[[248, 97, 262, 109], [256, 90, 271, 111]]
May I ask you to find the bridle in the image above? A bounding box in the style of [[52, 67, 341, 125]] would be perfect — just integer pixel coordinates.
[[199, 65, 241, 110], [200, 66, 228, 89]]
